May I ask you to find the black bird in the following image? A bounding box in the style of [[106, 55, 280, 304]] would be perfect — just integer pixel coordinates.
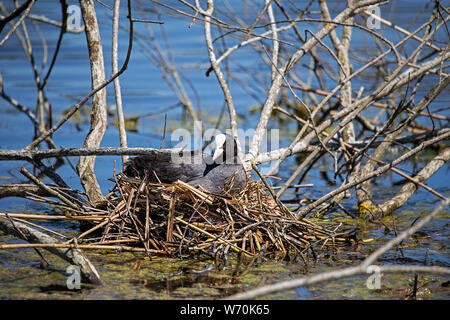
[[122, 143, 212, 184], [188, 133, 247, 193], [122, 133, 247, 193]]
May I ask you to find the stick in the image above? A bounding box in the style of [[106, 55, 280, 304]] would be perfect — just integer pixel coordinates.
[[0, 242, 163, 253], [0, 212, 104, 221], [175, 217, 254, 257], [0, 146, 183, 161], [251, 160, 295, 219], [112, 0, 128, 164], [19, 167, 80, 210], [362, 10, 441, 52]]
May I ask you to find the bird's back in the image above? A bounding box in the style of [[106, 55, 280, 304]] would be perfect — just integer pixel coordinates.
[[122, 151, 208, 183]]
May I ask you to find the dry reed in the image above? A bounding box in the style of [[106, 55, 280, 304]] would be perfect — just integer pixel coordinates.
[[83, 172, 357, 261]]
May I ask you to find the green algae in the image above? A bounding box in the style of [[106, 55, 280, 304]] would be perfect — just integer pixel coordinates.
[[1, 201, 449, 300]]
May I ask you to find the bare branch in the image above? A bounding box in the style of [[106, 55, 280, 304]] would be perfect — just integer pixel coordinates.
[[247, 0, 386, 162], [0, 216, 104, 285], [0, 0, 34, 40], [224, 199, 449, 300], [296, 130, 450, 219], [377, 147, 450, 217], [76, 0, 109, 206], [0, 146, 184, 161], [196, 0, 239, 148], [112, 0, 128, 164]]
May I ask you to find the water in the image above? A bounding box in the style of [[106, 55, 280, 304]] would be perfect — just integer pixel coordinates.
[[0, 0, 448, 299]]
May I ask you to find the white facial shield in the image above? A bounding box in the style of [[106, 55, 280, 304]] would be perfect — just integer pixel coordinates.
[[212, 133, 226, 161]]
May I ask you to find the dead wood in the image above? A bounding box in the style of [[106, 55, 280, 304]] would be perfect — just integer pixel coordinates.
[[0, 216, 103, 285]]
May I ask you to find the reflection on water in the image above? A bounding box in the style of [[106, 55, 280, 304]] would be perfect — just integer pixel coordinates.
[[0, 0, 448, 299]]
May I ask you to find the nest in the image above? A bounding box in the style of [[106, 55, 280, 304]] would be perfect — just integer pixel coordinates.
[[84, 172, 356, 261]]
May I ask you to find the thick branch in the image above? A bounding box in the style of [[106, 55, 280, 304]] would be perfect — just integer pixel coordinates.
[[0, 216, 104, 285], [0, 146, 183, 161], [197, 0, 239, 147], [77, 0, 109, 206], [377, 147, 450, 217]]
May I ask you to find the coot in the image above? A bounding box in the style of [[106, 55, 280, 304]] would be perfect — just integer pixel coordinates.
[[123, 133, 247, 193], [188, 134, 247, 193]]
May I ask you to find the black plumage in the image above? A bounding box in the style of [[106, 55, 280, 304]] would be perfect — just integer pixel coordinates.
[[122, 133, 247, 193], [122, 150, 210, 183], [188, 134, 247, 193]]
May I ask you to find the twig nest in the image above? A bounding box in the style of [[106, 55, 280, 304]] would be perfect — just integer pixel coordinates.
[[97, 173, 355, 261]]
